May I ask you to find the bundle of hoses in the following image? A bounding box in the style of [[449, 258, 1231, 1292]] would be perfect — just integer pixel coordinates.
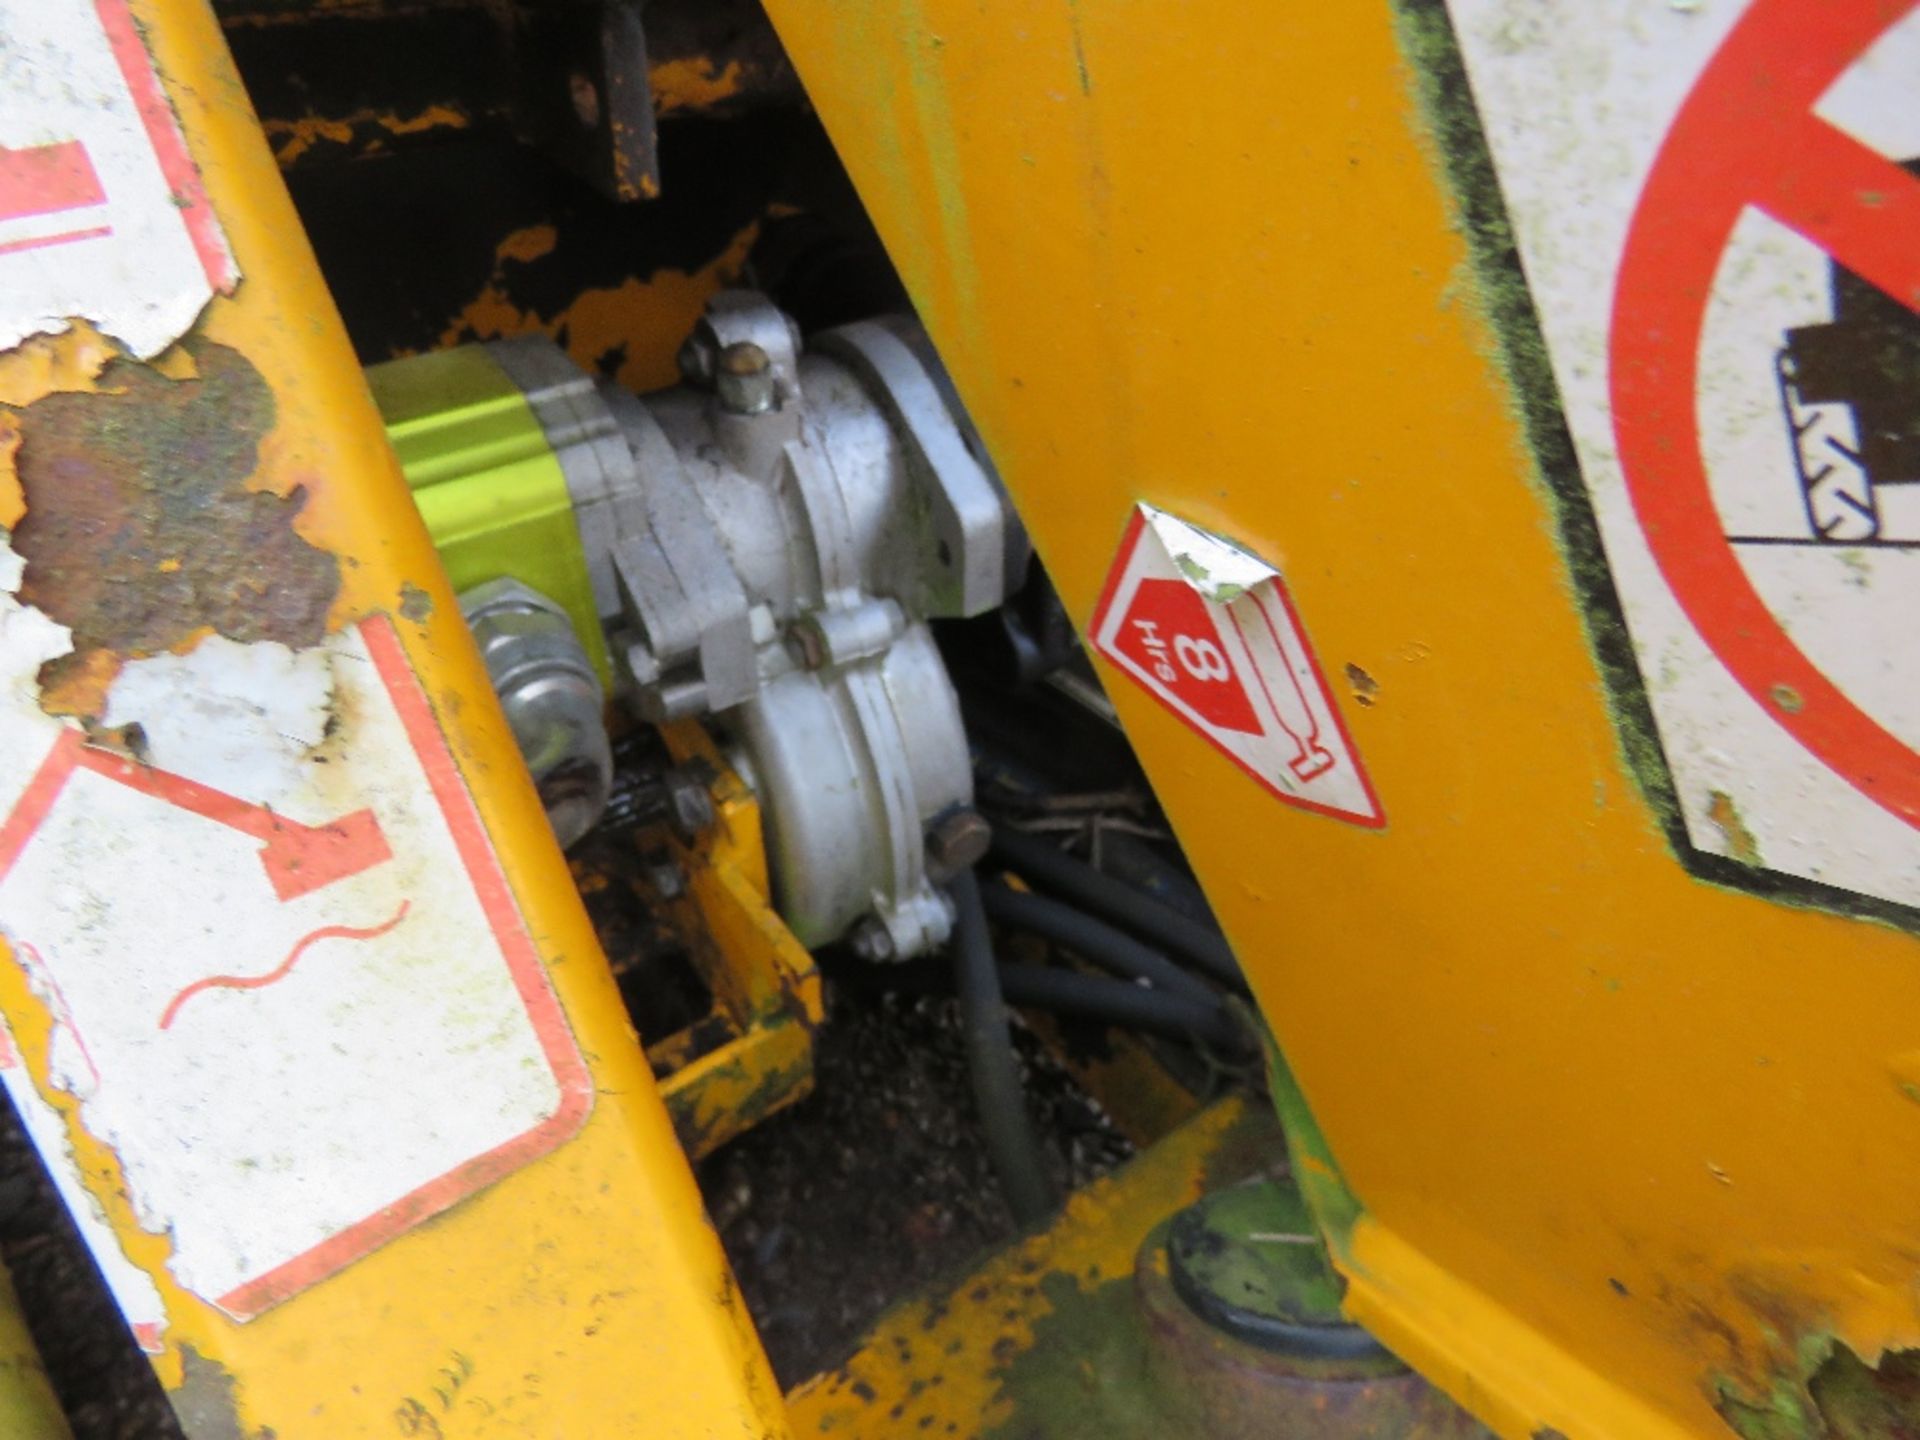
[[947, 831, 1251, 1224]]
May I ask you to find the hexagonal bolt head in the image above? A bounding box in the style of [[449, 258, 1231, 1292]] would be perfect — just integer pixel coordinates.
[[925, 807, 992, 879], [663, 769, 717, 842], [715, 341, 776, 415], [847, 917, 897, 963], [645, 860, 687, 901]]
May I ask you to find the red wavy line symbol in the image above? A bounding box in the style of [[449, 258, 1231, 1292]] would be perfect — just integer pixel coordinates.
[[158, 901, 411, 1031]]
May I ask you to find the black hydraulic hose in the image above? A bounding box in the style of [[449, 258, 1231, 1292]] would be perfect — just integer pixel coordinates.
[[990, 826, 1246, 991], [950, 870, 1059, 1226], [980, 881, 1221, 1008], [997, 965, 1244, 1051], [829, 951, 1245, 1053]]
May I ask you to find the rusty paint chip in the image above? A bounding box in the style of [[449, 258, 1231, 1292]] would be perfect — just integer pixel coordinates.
[[6, 342, 339, 712]]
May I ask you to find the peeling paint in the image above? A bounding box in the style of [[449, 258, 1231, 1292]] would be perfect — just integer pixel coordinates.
[[437, 221, 760, 394], [102, 636, 336, 800], [264, 102, 471, 168], [651, 57, 749, 115], [169, 1344, 258, 1440], [0, 1012, 166, 1353], [1346, 663, 1381, 707], [398, 582, 434, 623], [1707, 790, 1764, 867], [1716, 1339, 1920, 1440], [0, 533, 74, 765], [7, 342, 339, 712]]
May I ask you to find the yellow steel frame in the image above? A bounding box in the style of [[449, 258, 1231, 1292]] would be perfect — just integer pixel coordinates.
[[649, 721, 823, 1159], [0, 4, 785, 1434], [754, 2, 1920, 1435]]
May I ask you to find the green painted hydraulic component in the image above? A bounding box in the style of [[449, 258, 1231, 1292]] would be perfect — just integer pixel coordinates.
[[368, 345, 609, 681]]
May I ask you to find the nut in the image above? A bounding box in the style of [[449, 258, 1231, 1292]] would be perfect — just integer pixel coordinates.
[[664, 769, 716, 841], [715, 341, 776, 415], [847, 917, 897, 962], [645, 860, 687, 901], [925, 807, 992, 878]]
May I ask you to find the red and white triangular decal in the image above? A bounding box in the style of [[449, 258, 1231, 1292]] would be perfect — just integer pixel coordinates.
[[1090, 505, 1382, 829]]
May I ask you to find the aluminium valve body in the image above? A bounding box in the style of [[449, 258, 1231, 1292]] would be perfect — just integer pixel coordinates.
[[489, 293, 1026, 959]]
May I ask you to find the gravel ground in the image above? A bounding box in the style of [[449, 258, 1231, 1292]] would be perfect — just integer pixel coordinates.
[[697, 973, 1135, 1389]]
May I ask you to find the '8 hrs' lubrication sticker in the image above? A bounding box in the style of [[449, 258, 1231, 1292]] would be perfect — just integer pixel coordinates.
[[1091, 505, 1382, 829], [1450, 0, 1920, 908]]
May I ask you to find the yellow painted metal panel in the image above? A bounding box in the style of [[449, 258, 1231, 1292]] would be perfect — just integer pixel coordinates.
[[756, 1, 1920, 1433], [0, 3, 785, 1435]]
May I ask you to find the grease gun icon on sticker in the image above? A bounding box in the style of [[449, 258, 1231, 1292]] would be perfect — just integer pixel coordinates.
[[1090, 505, 1381, 828]]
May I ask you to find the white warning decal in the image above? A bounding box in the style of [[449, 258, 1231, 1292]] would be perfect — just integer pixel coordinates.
[[1449, 0, 1920, 906], [0, 0, 236, 358], [0, 549, 590, 1322], [1090, 505, 1382, 828]]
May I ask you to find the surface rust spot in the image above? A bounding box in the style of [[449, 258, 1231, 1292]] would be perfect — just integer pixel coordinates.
[[7, 342, 339, 712], [1706, 790, 1763, 867], [1344, 662, 1380, 707], [1717, 1341, 1920, 1439], [398, 581, 434, 623]]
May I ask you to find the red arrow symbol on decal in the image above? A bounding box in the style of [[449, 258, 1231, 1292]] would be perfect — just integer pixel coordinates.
[[0, 140, 106, 223], [0, 139, 114, 257], [0, 732, 391, 903]]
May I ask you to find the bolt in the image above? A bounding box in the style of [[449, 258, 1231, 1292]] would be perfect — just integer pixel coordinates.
[[715, 341, 776, 415], [664, 769, 716, 841], [847, 917, 897, 963], [645, 860, 686, 901], [925, 807, 992, 878]]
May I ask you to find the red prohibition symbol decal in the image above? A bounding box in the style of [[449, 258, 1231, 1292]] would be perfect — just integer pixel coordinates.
[[1611, 0, 1920, 828]]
